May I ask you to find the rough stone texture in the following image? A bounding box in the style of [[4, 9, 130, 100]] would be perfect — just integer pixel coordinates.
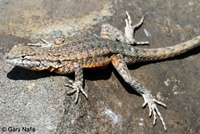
[[0, 0, 200, 134]]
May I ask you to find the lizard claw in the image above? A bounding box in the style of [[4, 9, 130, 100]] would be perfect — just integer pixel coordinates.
[[142, 93, 167, 130], [65, 81, 88, 103]]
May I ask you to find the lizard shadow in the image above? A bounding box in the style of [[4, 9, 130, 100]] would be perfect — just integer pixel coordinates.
[[7, 65, 141, 95], [7, 66, 112, 81], [7, 67, 57, 80]]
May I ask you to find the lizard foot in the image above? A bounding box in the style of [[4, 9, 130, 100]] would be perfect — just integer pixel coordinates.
[[65, 80, 88, 103], [142, 93, 167, 130], [125, 11, 149, 45]]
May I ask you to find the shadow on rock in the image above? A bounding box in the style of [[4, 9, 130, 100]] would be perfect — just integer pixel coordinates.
[[6, 65, 113, 81]]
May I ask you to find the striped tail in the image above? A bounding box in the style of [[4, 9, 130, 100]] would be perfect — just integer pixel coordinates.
[[133, 36, 200, 62]]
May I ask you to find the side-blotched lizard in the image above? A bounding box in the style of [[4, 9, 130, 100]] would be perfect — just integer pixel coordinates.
[[4, 12, 200, 130]]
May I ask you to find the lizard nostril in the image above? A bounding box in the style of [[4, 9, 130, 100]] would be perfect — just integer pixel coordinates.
[[3, 55, 9, 60]]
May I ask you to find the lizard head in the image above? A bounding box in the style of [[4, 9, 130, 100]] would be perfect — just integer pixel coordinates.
[[4, 44, 41, 68]]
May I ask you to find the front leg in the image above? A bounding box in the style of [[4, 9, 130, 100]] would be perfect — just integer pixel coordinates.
[[55, 63, 88, 103], [111, 54, 167, 130], [27, 36, 65, 48], [66, 63, 88, 103], [27, 38, 53, 47]]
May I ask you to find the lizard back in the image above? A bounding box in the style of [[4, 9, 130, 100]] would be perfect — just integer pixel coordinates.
[[37, 37, 133, 68], [4, 35, 200, 71]]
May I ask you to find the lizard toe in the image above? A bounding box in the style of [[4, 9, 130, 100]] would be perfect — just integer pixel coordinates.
[[66, 81, 88, 103], [142, 93, 167, 130]]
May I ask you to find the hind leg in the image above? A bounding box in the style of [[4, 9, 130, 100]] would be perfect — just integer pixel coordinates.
[[111, 54, 167, 130], [100, 11, 149, 45]]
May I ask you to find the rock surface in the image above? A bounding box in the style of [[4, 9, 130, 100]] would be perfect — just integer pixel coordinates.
[[0, 0, 200, 134]]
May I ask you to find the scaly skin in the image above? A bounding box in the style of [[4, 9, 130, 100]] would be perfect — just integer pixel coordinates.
[[5, 35, 200, 71], [4, 11, 200, 130]]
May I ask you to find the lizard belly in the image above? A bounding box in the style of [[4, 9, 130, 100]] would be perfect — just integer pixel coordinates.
[[82, 56, 111, 68]]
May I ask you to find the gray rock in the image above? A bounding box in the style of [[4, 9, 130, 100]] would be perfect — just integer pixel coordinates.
[[0, 0, 200, 133]]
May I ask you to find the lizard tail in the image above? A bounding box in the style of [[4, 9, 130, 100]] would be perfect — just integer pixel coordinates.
[[133, 36, 200, 62]]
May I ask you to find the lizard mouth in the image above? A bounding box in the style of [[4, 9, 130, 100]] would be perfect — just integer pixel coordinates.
[[4, 56, 25, 67], [4, 55, 41, 68], [4, 57, 21, 64]]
